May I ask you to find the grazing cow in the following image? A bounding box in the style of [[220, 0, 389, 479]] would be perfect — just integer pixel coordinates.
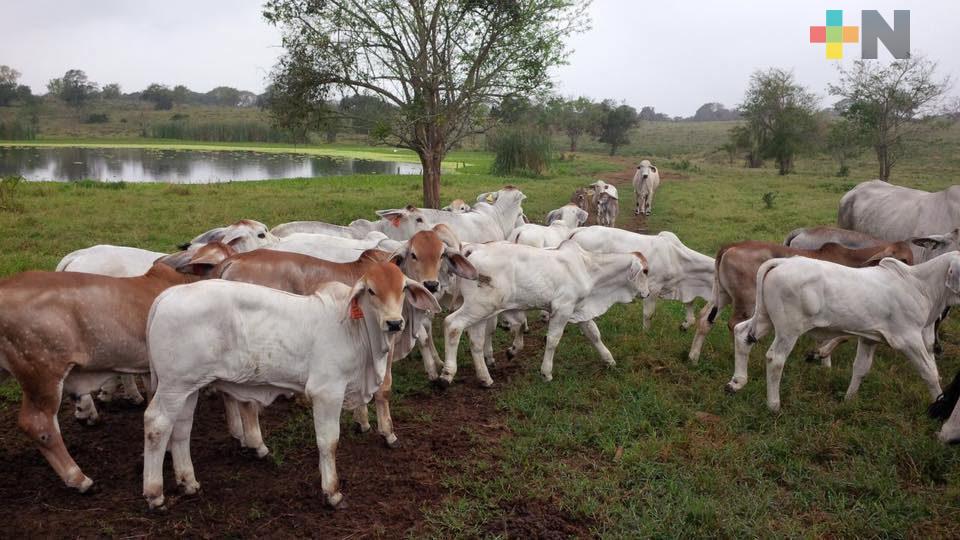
[[569, 226, 714, 331], [379, 187, 526, 243], [442, 199, 472, 213], [177, 219, 275, 252], [838, 180, 960, 260], [730, 252, 960, 412], [929, 370, 960, 444], [439, 240, 650, 385], [212, 226, 476, 449], [0, 243, 232, 492], [143, 261, 440, 510], [784, 226, 887, 250], [633, 160, 660, 216], [689, 240, 914, 365]]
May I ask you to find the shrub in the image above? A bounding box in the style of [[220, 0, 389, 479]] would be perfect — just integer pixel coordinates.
[[489, 129, 552, 177], [0, 120, 36, 140], [0, 175, 24, 212], [82, 113, 109, 124], [144, 121, 296, 143], [762, 191, 778, 209]]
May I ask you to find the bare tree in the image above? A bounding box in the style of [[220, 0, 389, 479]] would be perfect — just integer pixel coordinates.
[[829, 56, 950, 181], [263, 0, 589, 207]]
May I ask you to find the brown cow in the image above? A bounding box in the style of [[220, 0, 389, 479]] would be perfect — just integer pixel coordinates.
[[206, 224, 476, 450], [0, 243, 234, 492], [687, 239, 914, 364]]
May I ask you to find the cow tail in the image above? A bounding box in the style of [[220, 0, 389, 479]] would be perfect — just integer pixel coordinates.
[[783, 228, 802, 247], [55, 251, 78, 272], [747, 258, 783, 343]]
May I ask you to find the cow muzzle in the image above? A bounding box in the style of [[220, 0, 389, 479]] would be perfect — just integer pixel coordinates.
[[641, 174, 648, 179], [423, 280, 439, 293], [385, 319, 404, 333]]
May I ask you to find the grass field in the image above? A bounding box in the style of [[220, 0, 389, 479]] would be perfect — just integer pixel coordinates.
[[0, 121, 959, 536]]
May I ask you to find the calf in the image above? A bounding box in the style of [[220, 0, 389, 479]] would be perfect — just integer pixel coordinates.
[[442, 199, 472, 213], [688, 240, 914, 365], [633, 160, 660, 216], [0, 243, 232, 492], [732, 252, 960, 412], [143, 262, 440, 510], [596, 191, 619, 227], [440, 241, 650, 385]]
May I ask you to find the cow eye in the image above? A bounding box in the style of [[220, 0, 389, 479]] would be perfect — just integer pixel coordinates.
[[368, 288, 376, 297], [643, 268, 649, 274], [257, 233, 266, 239], [416, 218, 424, 223], [411, 253, 418, 261]]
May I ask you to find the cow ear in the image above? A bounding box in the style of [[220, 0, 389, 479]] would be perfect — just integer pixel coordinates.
[[444, 249, 479, 280], [576, 208, 589, 225], [405, 278, 442, 313], [432, 223, 462, 249], [388, 251, 405, 267], [912, 235, 949, 250], [342, 278, 367, 322], [947, 262, 960, 294], [650, 166, 657, 174], [545, 209, 561, 225], [862, 246, 894, 266]]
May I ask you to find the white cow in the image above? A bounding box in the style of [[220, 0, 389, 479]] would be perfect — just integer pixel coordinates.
[[270, 208, 432, 241], [143, 262, 440, 510], [569, 226, 715, 331], [440, 240, 650, 385], [381, 187, 526, 243], [509, 204, 588, 248], [269, 231, 400, 262], [633, 160, 660, 216], [929, 371, 960, 444], [729, 252, 960, 412]]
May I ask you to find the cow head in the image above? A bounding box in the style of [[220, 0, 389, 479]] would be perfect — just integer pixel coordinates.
[[864, 241, 915, 266], [912, 229, 960, 262], [390, 224, 477, 296], [179, 219, 276, 253], [637, 160, 657, 181], [374, 205, 432, 240], [160, 242, 236, 277], [482, 186, 527, 208], [931, 368, 960, 445], [570, 188, 589, 212], [629, 252, 651, 299], [546, 204, 589, 227], [442, 199, 471, 213], [346, 261, 440, 333]]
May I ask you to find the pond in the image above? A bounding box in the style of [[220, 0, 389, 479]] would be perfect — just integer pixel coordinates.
[[0, 146, 423, 183]]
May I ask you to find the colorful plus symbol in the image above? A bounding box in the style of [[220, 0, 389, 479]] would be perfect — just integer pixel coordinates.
[[810, 10, 859, 59]]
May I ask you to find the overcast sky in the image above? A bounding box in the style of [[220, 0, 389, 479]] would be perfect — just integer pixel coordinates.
[[4, 0, 958, 117]]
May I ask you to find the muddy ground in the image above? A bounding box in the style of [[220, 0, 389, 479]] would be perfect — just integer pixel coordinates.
[[0, 166, 645, 538]]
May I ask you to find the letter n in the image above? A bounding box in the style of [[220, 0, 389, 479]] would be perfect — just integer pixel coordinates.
[[861, 10, 910, 59]]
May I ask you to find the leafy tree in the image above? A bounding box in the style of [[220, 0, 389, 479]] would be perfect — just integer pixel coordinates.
[[0, 66, 26, 106], [141, 83, 175, 110], [728, 123, 763, 168], [206, 86, 242, 107], [339, 94, 396, 137], [692, 102, 740, 121], [262, 53, 338, 144], [550, 96, 600, 152], [172, 85, 190, 104], [830, 56, 950, 181], [738, 68, 818, 175], [264, 0, 589, 208], [47, 69, 98, 107], [638, 106, 669, 122], [826, 118, 864, 176], [101, 83, 122, 100], [597, 101, 638, 156]]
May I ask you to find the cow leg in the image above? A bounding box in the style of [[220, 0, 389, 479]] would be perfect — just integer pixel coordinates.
[[727, 316, 771, 393], [65, 371, 115, 426], [465, 321, 495, 387], [237, 400, 269, 457], [688, 300, 719, 364], [372, 354, 398, 447], [417, 318, 441, 381], [679, 302, 696, 331], [503, 310, 526, 360], [634, 193, 641, 215], [900, 339, 942, 400], [764, 332, 799, 413], [222, 394, 246, 443], [119, 375, 145, 404], [642, 296, 657, 330], [307, 387, 346, 508], [351, 405, 371, 434], [169, 390, 201, 495], [645, 192, 654, 216], [483, 317, 496, 367], [935, 307, 950, 356], [73, 394, 100, 426], [844, 339, 878, 401], [97, 376, 120, 402], [143, 388, 190, 509], [540, 313, 571, 382], [809, 336, 848, 368], [441, 306, 492, 386], [19, 379, 94, 492], [577, 320, 615, 367]]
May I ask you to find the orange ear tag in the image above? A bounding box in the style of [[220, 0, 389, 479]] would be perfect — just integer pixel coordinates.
[[390, 216, 402, 228], [350, 297, 365, 319]]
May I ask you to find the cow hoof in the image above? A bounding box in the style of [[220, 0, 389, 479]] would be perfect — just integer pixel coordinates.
[[485, 356, 496, 367], [804, 350, 820, 363], [540, 372, 553, 383], [479, 379, 494, 389], [353, 422, 371, 435], [767, 402, 781, 414], [97, 392, 114, 403], [383, 434, 400, 449], [78, 415, 100, 427], [434, 375, 452, 389], [724, 382, 741, 394], [678, 323, 688, 333], [76, 477, 97, 494], [146, 496, 167, 513], [326, 492, 345, 509], [256, 445, 270, 459], [178, 482, 201, 496], [506, 348, 516, 360]]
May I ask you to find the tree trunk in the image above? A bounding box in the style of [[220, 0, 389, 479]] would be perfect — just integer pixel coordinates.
[[325, 130, 337, 143], [876, 145, 890, 181], [609, 144, 617, 156], [418, 149, 442, 209], [569, 134, 578, 153]]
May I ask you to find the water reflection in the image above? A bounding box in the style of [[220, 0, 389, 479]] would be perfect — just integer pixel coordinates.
[[0, 146, 423, 184]]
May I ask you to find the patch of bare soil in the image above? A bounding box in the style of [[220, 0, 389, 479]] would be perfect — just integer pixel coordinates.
[[0, 340, 536, 537]]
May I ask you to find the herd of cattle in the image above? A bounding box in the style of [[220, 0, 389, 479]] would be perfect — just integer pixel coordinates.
[[0, 163, 958, 511]]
